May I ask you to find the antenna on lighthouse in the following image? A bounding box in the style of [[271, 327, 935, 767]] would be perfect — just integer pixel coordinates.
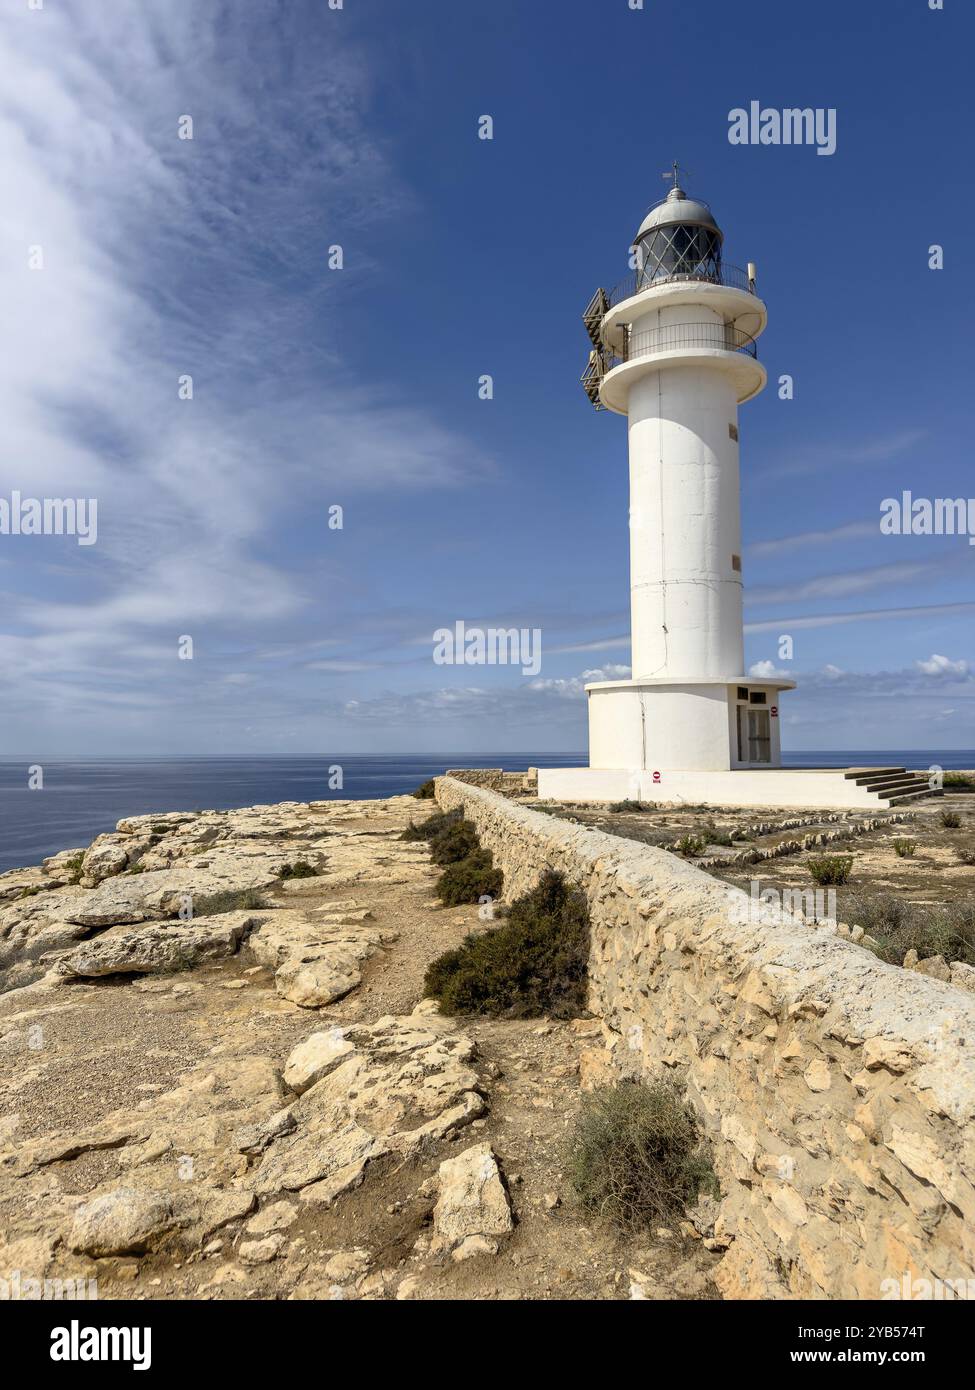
[[661, 161, 691, 192]]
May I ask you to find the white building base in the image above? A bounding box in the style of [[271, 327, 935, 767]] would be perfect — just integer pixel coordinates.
[[537, 766, 911, 811]]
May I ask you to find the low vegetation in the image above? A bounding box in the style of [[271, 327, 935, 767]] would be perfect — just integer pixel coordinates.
[[429, 817, 480, 866], [276, 861, 318, 880], [412, 778, 436, 799], [400, 807, 459, 843], [892, 838, 918, 858], [845, 893, 975, 967], [675, 834, 706, 857], [957, 847, 975, 866], [189, 887, 267, 916], [64, 854, 84, 885], [609, 800, 648, 813], [808, 854, 854, 885], [941, 810, 963, 829], [944, 772, 974, 789], [424, 869, 588, 1017], [565, 1081, 718, 1232], [435, 850, 504, 907]]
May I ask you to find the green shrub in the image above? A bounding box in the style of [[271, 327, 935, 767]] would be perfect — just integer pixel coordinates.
[[848, 893, 975, 967], [808, 855, 853, 885], [941, 811, 962, 829], [944, 772, 974, 788], [400, 808, 460, 843], [277, 861, 317, 880], [565, 1081, 718, 1232], [609, 800, 645, 813], [704, 828, 733, 847], [435, 850, 503, 907], [892, 839, 917, 858], [413, 778, 436, 799], [425, 869, 588, 1017], [429, 818, 480, 866], [675, 834, 705, 857], [189, 887, 267, 916], [64, 854, 84, 885]]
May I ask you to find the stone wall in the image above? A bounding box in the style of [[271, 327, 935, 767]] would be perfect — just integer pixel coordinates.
[[435, 776, 975, 1300], [444, 768, 537, 797]]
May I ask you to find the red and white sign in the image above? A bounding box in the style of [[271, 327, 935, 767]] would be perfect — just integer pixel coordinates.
[[770, 705, 778, 718]]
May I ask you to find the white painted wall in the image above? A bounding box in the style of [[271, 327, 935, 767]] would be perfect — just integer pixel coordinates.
[[588, 681, 731, 771], [627, 342, 742, 682], [538, 766, 898, 810]]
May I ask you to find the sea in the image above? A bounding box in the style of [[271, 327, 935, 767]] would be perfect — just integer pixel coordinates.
[[0, 751, 972, 876]]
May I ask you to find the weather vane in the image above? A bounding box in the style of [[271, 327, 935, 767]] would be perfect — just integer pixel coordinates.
[[661, 160, 690, 190]]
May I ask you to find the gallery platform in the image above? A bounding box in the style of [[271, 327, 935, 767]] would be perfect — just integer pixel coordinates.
[[536, 766, 937, 811]]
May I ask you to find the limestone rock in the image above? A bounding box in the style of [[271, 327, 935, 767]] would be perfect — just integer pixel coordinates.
[[915, 954, 951, 983], [250, 1016, 484, 1206], [274, 953, 361, 1008], [245, 1202, 297, 1236], [79, 836, 133, 888], [323, 1249, 371, 1283], [433, 1142, 512, 1249], [67, 1187, 176, 1256], [950, 961, 975, 994], [283, 1029, 355, 1093], [58, 914, 259, 978], [239, 1233, 285, 1265]]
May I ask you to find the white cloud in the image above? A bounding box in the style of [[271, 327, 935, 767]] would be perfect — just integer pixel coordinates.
[[747, 659, 789, 679], [914, 654, 970, 677], [0, 3, 488, 734], [528, 665, 631, 698]]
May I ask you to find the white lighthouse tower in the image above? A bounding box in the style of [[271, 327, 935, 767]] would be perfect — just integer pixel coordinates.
[[542, 171, 800, 806], [537, 171, 937, 810]]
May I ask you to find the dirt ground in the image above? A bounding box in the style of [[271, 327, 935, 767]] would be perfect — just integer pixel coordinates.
[[536, 785, 975, 919], [0, 800, 719, 1303]]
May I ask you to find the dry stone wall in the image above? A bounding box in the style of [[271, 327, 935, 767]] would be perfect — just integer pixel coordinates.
[[435, 776, 975, 1300], [444, 768, 537, 797]]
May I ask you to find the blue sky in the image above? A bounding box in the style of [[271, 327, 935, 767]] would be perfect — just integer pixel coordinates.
[[1, 0, 972, 755]]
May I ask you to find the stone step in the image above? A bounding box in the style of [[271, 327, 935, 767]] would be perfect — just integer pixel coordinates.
[[883, 788, 938, 806], [862, 775, 931, 796], [846, 767, 906, 784]]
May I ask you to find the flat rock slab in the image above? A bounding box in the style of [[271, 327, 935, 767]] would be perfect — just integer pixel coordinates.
[[434, 1142, 513, 1249], [249, 1015, 485, 1204], [248, 910, 398, 1008], [57, 912, 264, 978]]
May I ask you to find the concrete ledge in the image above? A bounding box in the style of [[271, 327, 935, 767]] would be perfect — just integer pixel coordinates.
[[537, 766, 905, 810], [435, 776, 975, 1300]]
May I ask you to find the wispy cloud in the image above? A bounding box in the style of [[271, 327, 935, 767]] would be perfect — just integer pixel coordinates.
[[746, 521, 876, 557], [744, 600, 975, 633], [0, 2, 488, 731], [757, 429, 927, 481]]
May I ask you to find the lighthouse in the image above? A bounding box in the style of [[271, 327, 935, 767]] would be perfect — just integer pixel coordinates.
[[536, 171, 936, 810], [543, 172, 802, 806]]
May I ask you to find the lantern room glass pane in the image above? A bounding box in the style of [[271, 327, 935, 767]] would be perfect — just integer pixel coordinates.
[[636, 226, 721, 289]]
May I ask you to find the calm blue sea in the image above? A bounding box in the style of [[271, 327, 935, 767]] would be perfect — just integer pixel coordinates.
[[0, 751, 971, 875]]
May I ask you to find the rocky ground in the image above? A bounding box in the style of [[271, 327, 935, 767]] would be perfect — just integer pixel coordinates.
[[538, 787, 975, 970], [0, 795, 719, 1302]]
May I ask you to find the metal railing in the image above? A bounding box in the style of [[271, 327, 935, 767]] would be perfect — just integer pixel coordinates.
[[618, 321, 758, 361], [607, 261, 755, 307]]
